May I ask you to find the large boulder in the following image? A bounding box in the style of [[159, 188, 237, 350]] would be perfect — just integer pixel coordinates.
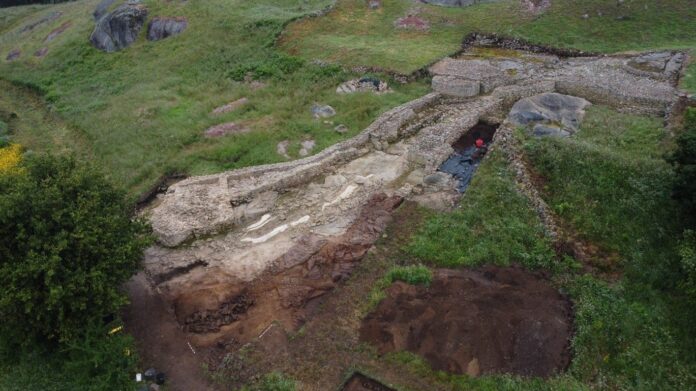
[[93, 0, 117, 21], [508, 93, 591, 137], [147, 17, 188, 41], [90, 2, 148, 52]]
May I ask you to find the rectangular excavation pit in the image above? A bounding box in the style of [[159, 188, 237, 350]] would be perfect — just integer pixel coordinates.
[[438, 121, 499, 192]]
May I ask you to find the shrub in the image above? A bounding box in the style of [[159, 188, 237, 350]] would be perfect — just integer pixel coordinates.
[[678, 230, 696, 299], [0, 154, 150, 347], [0, 143, 22, 173], [669, 108, 696, 227]]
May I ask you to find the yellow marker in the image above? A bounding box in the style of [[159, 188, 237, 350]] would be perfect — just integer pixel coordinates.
[[108, 325, 123, 335]]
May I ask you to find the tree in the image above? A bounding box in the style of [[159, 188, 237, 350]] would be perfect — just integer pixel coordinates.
[[670, 108, 696, 228], [0, 154, 150, 347]]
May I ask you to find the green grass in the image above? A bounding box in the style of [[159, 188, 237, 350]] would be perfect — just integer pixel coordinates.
[[0, 0, 428, 195], [407, 148, 557, 270], [282, 0, 696, 74]]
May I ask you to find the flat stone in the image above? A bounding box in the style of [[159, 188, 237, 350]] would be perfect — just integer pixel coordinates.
[[204, 122, 250, 138], [277, 140, 290, 159], [211, 98, 248, 115], [6, 49, 20, 61], [432, 75, 480, 97], [311, 104, 336, 119], [299, 140, 316, 157]]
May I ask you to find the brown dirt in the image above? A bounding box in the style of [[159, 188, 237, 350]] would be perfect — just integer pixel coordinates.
[[122, 273, 218, 391], [360, 266, 573, 378]]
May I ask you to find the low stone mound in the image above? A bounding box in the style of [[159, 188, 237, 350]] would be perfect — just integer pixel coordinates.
[[147, 17, 188, 41], [337, 77, 390, 94], [360, 267, 573, 377], [508, 93, 590, 137], [90, 2, 148, 52]]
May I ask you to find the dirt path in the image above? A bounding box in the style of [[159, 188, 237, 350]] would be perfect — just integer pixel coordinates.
[[123, 273, 218, 391]]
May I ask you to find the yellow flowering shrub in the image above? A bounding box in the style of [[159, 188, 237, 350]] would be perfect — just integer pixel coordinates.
[[0, 144, 22, 174]]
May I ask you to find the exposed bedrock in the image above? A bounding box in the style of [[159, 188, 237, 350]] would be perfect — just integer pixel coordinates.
[[90, 1, 148, 52], [147, 17, 188, 41], [508, 93, 591, 137]]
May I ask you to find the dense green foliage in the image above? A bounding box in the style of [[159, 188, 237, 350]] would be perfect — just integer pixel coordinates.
[[0, 154, 149, 345], [408, 150, 556, 270], [669, 109, 696, 227]]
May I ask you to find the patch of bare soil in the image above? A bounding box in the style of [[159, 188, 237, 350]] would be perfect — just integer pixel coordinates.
[[123, 273, 217, 391], [360, 266, 573, 378]]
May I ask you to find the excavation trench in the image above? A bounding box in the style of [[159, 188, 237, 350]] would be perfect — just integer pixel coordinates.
[[439, 122, 498, 192], [360, 267, 573, 378]]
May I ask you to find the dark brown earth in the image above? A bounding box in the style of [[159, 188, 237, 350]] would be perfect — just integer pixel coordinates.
[[341, 373, 395, 391], [360, 266, 573, 378], [123, 273, 217, 391]]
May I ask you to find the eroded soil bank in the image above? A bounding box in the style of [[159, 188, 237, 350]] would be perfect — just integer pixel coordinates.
[[360, 267, 573, 378]]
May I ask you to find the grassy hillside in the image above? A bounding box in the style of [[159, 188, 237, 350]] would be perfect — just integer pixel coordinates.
[[281, 0, 696, 74], [0, 0, 428, 195]]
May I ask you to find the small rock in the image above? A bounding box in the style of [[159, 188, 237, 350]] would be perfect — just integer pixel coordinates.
[[204, 122, 250, 138], [45, 21, 72, 42], [211, 97, 248, 115], [299, 140, 315, 156], [367, 0, 381, 9], [277, 140, 290, 159], [148, 383, 160, 391], [311, 104, 336, 119], [336, 77, 390, 94], [143, 368, 157, 381], [147, 16, 188, 41], [334, 124, 348, 133], [581, 13, 589, 19], [6, 49, 20, 61], [423, 172, 451, 188], [34, 47, 49, 57]]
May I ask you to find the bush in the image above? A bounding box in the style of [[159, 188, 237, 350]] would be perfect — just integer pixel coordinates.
[[0, 154, 150, 347], [0, 143, 21, 173], [669, 108, 696, 227], [678, 230, 696, 299]]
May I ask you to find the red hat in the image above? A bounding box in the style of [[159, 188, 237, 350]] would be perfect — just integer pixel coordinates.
[[475, 138, 485, 148]]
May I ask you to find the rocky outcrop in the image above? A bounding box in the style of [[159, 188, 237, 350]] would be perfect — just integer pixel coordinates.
[[90, 2, 148, 52], [508, 93, 591, 137], [93, 0, 117, 21], [147, 17, 188, 41]]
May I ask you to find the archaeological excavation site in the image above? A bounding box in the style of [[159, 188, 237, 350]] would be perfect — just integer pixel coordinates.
[[125, 35, 690, 390]]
